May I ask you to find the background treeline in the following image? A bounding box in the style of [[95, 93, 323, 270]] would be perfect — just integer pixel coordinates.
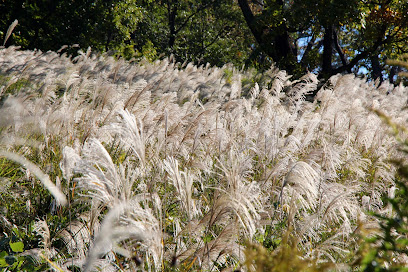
[[1, 0, 408, 81]]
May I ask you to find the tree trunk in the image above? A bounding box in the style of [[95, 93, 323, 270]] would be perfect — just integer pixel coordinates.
[[321, 25, 334, 78], [370, 54, 383, 83], [389, 66, 399, 84], [167, 0, 178, 49]]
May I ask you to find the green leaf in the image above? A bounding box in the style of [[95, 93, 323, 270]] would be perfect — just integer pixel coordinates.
[[0, 259, 8, 267], [9, 241, 24, 253], [0, 251, 8, 267]]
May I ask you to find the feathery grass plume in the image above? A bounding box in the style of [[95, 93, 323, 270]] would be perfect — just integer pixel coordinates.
[[0, 150, 67, 205], [59, 223, 90, 266], [282, 161, 319, 211], [354, 62, 408, 270], [214, 147, 263, 235], [3, 19, 18, 47], [200, 181, 262, 243], [0, 97, 30, 145], [298, 183, 361, 258], [356, 139, 408, 270], [285, 72, 318, 111], [3, 46, 408, 270], [57, 211, 102, 266], [33, 220, 56, 258], [70, 138, 141, 205], [179, 224, 242, 270], [319, 182, 360, 227], [31, 220, 70, 271], [107, 109, 146, 168], [163, 156, 200, 220], [60, 146, 81, 181], [84, 198, 162, 271], [0, 88, 20, 113]]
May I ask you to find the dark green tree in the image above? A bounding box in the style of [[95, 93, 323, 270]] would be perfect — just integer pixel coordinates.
[[132, 0, 255, 67], [0, 0, 145, 57], [2, 0, 408, 81]]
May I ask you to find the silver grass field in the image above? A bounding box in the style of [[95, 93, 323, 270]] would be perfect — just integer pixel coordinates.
[[0, 46, 407, 271]]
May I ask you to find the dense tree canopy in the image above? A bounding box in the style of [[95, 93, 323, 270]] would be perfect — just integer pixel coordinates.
[[0, 0, 145, 55], [131, 0, 255, 67], [1, 0, 408, 82], [238, 0, 408, 81]]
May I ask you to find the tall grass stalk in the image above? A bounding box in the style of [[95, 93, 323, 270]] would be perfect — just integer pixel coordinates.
[[0, 150, 67, 205]]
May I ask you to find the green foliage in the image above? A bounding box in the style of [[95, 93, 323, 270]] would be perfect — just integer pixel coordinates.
[[133, 0, 254, 67], [0, 228, 48, 271], [0, 0, 146, 57], [244, 230, 333, 272], [9, 241, 24, 253], [0, 131, 75, 271], [0, 76, 32, 105], [2, 0, 407, 79], [357, 177, 408, 271], [135, 40, 158, 62], [356, 106, 408, 271]]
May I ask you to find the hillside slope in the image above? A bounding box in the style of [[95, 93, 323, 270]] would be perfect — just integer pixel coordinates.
[[0, 46, 407, 271]]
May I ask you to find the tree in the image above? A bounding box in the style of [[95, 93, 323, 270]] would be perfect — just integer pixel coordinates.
[[2, 0, 407, 82], [0, 0, 145, 57], [237, 0, 408, 81], [237, 0, 299, 74], [132, 0, 255, 67], [346, 0, 408, 83]]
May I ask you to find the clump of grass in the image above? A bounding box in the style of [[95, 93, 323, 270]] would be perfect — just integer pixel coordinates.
[[0, 45, 407, 271], [354, 108, 408, 271]]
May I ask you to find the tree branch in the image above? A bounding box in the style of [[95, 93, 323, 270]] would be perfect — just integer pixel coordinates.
[[238, 0, 299, 74], [333, 29, 349, 69], [237, 0, 277, 60], [237, 0, 256, 27], [333, 25, 388, 75], [333, 39, 384, 74], [198, 28, 226, 59], [174, 0, 218, 35], [167, 0, 178, 48]]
